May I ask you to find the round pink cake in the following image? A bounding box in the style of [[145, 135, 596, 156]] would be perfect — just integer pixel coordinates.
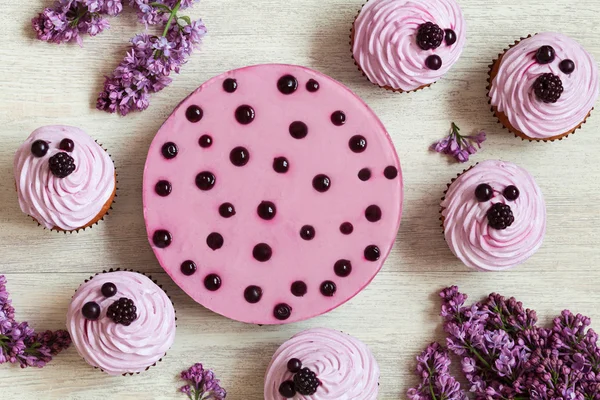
[[143, 64, 403, 324]]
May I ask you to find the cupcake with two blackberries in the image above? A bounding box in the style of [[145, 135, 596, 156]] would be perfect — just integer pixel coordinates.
[[488, 33, 600, 141], [14, 125, 116, 232], [264, 328, 379, 399], [440, 160, 546, 272], [66, 270, 176, 375], [351, 0, 466, 92]]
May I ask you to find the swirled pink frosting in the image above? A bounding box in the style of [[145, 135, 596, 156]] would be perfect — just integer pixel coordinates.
[[14, 125, 115, 230], [66, 271, 176, 376], [441, 160, 546, 272], [352, 0, 466, 91], [264, 328, 379, 399], [489, 33, 600, 139]]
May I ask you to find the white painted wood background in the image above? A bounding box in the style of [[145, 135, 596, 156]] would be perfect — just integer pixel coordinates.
[[1, 0, 600, 398]]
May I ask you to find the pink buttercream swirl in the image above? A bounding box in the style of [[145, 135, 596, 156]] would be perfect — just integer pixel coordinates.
[[441, 160, 546, 272], [490, 33, 599, 139], [352, 0, 466, 91], [264, 328, 379, 399], [14, 125, 115, 230], [66, 271, 176, 376]]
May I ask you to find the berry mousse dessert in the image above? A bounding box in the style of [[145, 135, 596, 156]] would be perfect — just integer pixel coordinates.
[[441, 160, 546, 272], [143, 64, 403, 324], [264, 328, 380, 399], [488, 32, 599, 141], [14, 125, 116, 232], [66, 270, 176, 375], [351, 0, 466, 92]]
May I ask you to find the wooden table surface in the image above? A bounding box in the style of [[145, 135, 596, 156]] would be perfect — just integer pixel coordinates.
[[2, 0, 600, 398]]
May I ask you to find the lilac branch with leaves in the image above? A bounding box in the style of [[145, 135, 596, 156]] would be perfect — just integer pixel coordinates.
[[431, 123, 486, 163], [180, 363, 227, 400]]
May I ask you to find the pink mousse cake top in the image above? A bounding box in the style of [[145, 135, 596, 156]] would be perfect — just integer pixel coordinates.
[[143, 64, 403, 324]]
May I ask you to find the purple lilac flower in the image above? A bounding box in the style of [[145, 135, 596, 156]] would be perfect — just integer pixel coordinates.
[[179, 363, 226, 399], [431, 123, 486, 163]]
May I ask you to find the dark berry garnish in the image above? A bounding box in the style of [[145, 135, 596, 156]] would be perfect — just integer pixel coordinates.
[[244, 285, 262, 304], [31, 140, 49, 157], [320, 281, 336, 297], [300, 225, 315, 240], [273, 157, 289, 173], [475, 183, 493, 202], [274, 303, 292, 320], [230, 146, 250, 167], [107, 297, 138, 326], [294, 367, 320, 395], [384, 166, 398, 179], [257, 201, 277, 220], [331, 111, 346, 126], [340, 222, 354, 235], [278, 75, 298, 94], [289, 121, 308, 139], [287, 358, 302, 373], [181, 260, 197, 276], [162, 142, 178, 159], [334, 259, 352, 277], [186, 105, 203, 123], [306, 79, 320, 92], [444, 29, 457, 46], [291, 281, 307, 297], [349, 135, 367, 153], [535, 45, 555, 64], [279, 381, 296, 398], [365, 205, 382, 222], [253, 243, 272, 262], [312, 174, 331, 192], [219, 202, 236, 218], [487, 203, 515, 230], [223, 78, 237, 93], [425, 55, 443, 70], [206, 232, 224, 250], [417, 22, 444, 50], [559, 59, 575, 74], [59, 138, 74, 152], [358, 168, 371, 181], [235, 105, 255, 125], [155, 180, 172, 197], [364, 245, 380, 261], [101, 282, 117, 298], [82, 301, 101, 320], [49, 152, 76, 178], [196, 171, 216, 190], [199, 135, 213, 148], [204, 274, 222, 291], [503, 185, 520, 201], [533, 73, 563, 103], [152, 230, 172, 248]]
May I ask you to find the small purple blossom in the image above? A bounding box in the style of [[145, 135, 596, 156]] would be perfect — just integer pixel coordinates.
[[179, 363, 226, 399], [431, 123, 486, 163]]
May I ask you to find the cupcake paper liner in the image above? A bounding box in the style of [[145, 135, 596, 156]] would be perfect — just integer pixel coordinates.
[[486, 34, 593, 142], [73, 268, 176, 376], [439, 164, 477, 233]]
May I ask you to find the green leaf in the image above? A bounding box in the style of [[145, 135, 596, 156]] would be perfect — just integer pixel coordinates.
[[179, 16, 192, 25], [150, 2, 172, 13]]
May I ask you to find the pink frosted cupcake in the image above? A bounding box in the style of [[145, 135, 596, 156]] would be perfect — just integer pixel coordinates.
[[264, 328, 379, 399], [351, 0, 466, 92], [441, 160, 546, 272]]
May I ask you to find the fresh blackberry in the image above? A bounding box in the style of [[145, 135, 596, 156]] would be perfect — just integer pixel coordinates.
[[107, 297, 138, 326], [416, 22, 444, 50], [49, 152, 76, 178], [487, 203, 514, 230], [533, 73, 563, 103], [293, 367, 320, 395]]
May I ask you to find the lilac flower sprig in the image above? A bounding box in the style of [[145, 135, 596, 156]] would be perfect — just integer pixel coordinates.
[[97, 0, 206, 115], [179, 363, 226, 400], [0, 275, 71, 368], [431, 123, 486, 163]]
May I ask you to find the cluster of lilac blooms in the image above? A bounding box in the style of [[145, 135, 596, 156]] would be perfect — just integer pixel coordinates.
[[431, 123, 486, 163], [0, 275, 71, 368], [180, 362, 227, 399], [33, 1, 207, 116], [409, 286, 600, 399]]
